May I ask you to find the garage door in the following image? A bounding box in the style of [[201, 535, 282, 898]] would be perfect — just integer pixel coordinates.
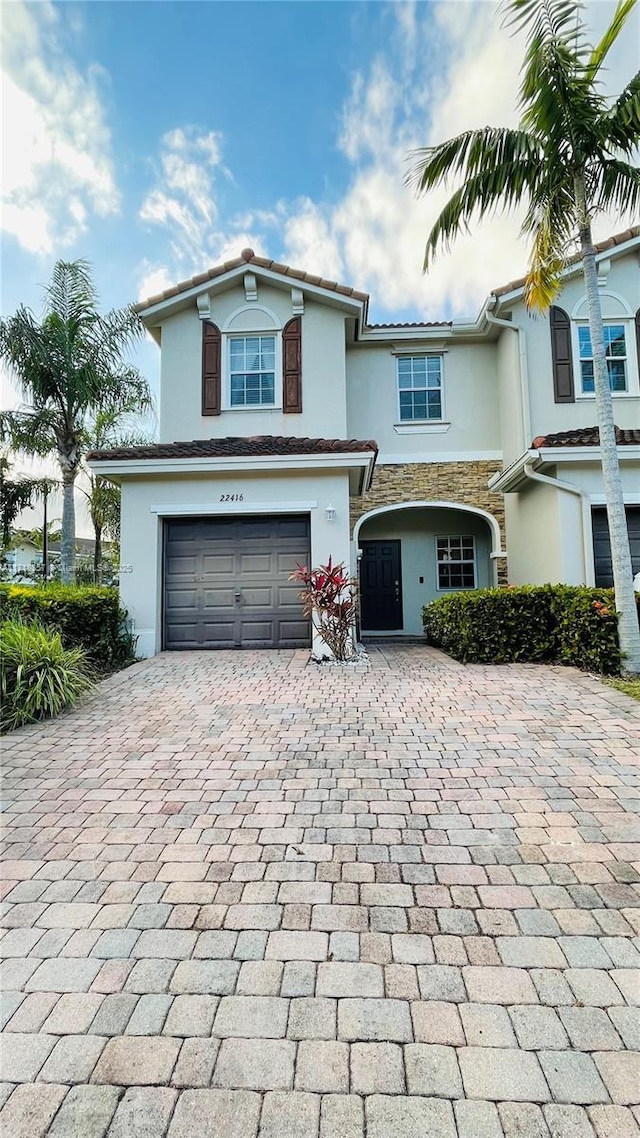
[[164, 515, 311, 649], [592, 506, 640, 587]]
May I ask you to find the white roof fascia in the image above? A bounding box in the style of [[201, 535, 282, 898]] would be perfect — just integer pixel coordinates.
[[138, 266, 366, 324], [538, 445, 640, 463], [491, 234, 640, 307], [86, 450, 376, 480], [488, 444, 640, 492]]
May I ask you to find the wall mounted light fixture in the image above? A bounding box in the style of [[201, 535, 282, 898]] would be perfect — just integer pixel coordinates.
[[325, 504, 336, 522]]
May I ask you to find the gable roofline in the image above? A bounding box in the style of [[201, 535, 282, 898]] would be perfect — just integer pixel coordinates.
[[490, 226, 639, 304], [135, 248, 370, 323], [134, 227, 639, 334]]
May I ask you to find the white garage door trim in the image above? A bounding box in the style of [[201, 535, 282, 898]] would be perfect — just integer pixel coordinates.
[[152, 500, 318, 516]]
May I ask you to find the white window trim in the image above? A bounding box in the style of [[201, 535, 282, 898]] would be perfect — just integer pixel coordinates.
[[572, 319, 639, 399], [435, 534, 477, 591], [222, 332, 283, 412], [396, 353, 446, 425]]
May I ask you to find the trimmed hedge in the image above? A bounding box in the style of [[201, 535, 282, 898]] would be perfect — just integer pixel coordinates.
[[423, 585, 639, 675], [0, 584, 136, 671]]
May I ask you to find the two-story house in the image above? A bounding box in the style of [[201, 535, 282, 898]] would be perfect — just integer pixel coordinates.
[[88, 227, 640, 657]]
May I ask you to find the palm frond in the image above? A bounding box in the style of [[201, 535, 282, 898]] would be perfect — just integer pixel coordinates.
[[591, 157, 640, 218], [419, 158, 540, 270], [45, 260, 97, 326], [586, 0, 637, 81], [605, 71, 640, 148], [0, 409, 58, 459], [408, 127, 540, 194], [522, 193, 575, 308]]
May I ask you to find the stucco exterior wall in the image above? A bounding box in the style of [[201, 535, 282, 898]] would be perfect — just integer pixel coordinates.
[[119, 469, 352, 657], [346, 340, 501, 459], [496, 325, 526, 464], [505, 255, 640, 442], [158, 285, 348, 442], [504, 483, 563, 585]]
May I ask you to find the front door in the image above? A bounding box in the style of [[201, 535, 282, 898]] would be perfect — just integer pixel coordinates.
[[360, 540, 403, 631]]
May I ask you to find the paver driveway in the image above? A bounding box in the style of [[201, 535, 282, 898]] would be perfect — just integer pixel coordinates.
[[1, 645, 639, 1138]]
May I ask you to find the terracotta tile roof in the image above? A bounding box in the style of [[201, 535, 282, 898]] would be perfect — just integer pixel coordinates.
[[88, 435, 379, 462], [532, 426, 640, 449], [135, 248, 370, 313], [366, 321, 452, 330], [493, 226, 640, 298]]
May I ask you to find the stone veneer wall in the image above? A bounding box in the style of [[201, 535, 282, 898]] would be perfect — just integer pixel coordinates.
[[350, 461, 508, 584]]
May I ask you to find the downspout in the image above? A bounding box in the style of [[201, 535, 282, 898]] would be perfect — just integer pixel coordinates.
[[486, 301, 531, 454], [523, 461, 593, 585]]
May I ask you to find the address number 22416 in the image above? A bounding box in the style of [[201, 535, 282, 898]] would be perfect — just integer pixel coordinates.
[[220, 493, 243, 502]]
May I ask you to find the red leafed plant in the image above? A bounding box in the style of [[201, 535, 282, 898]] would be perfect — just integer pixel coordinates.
[[290, 557, 359, 661]]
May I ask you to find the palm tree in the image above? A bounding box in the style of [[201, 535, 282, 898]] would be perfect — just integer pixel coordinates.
[[0, 260, 153, 583], [0, 457, 39, 551], [408, 0, 640, 674], [81, 405, 151, 583]]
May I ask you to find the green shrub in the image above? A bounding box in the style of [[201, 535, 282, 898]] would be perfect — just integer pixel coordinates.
[[1, 619, 95, 733], [423, 585, 637, 675], [0, 584, 136, 671]]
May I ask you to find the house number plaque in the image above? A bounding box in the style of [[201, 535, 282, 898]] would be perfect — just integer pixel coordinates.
[[219, 494, 244, 502]]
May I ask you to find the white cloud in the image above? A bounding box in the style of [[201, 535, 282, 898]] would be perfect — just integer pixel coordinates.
[[280, 0, 638, 319], [137, 126, 272, 299], [1, 1, 119, 255], [134, 0, 638, 322]]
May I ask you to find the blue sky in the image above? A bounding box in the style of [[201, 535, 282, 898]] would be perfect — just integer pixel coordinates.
[[2, 0, 637, 411]]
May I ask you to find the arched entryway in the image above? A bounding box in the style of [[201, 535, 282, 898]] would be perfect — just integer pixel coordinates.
[[353, 500, 504, 637]]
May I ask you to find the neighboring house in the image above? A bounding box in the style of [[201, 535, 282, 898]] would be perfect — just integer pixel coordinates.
[[88, 227, 640, 657], [2, 537, 41, 578]]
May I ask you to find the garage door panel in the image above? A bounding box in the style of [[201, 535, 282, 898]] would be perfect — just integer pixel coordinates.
[[166, 555, 199, 577], [164, 515, 311, 649], [278, 582, 303, 605], [203, 589, 236, 610], [592, 506, 640, 588], [201, 620, 237, 644], [166, 588, 199, 607], [203, 554, 235, 575], [239, 553, 273, 574]]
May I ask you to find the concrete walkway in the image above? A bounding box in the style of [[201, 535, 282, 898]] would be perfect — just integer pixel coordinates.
[[1, 646, 639, 1137]]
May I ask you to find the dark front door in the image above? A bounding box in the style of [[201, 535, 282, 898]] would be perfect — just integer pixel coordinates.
[[592, 506, 640, 587], [164, 515, 311, 649], [360, 540, 403, 631]]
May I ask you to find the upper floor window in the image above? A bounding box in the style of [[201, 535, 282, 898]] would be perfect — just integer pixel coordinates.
[[578, 324, 628, 394], [229, 335, 276, 407], [397, 355, 443, 421], [436, 536, 476, 589]]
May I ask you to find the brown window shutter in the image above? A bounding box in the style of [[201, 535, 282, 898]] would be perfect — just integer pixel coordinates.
[[282, 317, 302, 413], [202, 321, 221, 416], [550, 305, 575, 403]]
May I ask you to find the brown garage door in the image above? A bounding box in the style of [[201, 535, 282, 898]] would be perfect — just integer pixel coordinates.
[[164, 515, 311, 649]]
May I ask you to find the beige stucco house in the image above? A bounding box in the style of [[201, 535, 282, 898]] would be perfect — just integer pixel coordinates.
[[88, 227, 640, 657]]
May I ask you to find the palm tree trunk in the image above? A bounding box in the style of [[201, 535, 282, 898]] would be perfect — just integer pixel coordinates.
[[42, 488, 48, 583], [60, 469, 76, 584], [575, 177, 640, 674], [94, 526, 102, 585]]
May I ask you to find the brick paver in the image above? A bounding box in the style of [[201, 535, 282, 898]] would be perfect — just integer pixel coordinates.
[[1, 646, 639, 1135]]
